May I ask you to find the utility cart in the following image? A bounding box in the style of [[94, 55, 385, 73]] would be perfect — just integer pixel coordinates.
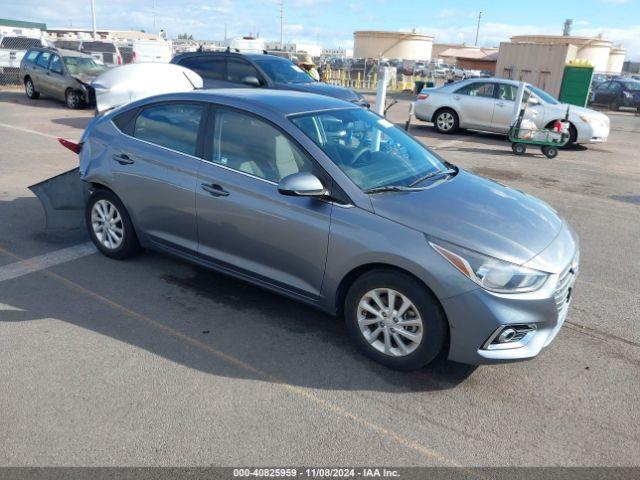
[[508, 82, 570, 159]]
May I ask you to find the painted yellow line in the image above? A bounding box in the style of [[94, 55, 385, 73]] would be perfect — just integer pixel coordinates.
[[0, 243, 468, 469]]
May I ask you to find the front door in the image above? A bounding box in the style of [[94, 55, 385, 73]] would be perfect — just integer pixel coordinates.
[[196, 107, 332, 299], [47, 54, 66, 101], [111, 102, 205, 253], [452, 81, 497, 130]]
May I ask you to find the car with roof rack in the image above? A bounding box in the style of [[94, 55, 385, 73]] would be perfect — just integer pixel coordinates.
[[171, 50, 369, 108]]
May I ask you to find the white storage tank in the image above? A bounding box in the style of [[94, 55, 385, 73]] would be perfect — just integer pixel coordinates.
[[354, 30, 434, 60], [607, 47, 626, 74]]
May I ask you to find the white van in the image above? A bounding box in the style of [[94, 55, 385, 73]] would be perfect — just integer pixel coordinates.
[[130, 40, 172, 63]]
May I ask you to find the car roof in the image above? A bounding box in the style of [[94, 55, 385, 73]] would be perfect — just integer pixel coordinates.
[[132, 89, 357, 117], [173, 51, 286, 62], [31, 47, 93, 58]]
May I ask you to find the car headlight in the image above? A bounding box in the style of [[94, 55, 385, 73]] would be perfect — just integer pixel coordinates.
[[429, 239, 549, 293]]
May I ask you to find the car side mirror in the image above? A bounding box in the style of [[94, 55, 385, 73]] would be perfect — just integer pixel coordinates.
[[528, 96, 540, 105], [278, 172, 327, 197], [241, 75, 261, 87]]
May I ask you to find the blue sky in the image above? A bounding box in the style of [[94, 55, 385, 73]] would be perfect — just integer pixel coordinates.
[[4, 0, 640, 59]]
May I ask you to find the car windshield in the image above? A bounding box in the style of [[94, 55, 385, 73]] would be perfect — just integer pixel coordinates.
[[63, 56, 107, 75], [527, 85, 559, 105], [291, 108, 449, 191], [253, 56, 314, 84]]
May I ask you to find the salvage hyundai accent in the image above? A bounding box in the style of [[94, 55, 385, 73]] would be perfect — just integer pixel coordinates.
[[75, 89, 579, 370]]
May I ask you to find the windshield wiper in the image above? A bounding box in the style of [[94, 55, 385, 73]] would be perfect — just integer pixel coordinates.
[[364, 185, 425, 194], [409, 168, 457, 187]]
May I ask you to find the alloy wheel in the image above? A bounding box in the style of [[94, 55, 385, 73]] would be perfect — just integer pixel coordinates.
[[357, 288, 423, 357], [437, 112, 455, 131], [26, 80, 34, 97], [91, 199, 124, 250]]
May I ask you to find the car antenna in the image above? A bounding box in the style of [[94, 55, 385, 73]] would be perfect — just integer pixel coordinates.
[[182, 71, 199, 90]]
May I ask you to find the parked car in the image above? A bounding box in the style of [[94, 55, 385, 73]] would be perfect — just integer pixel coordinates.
[[79, 40, 122, 67], [20, 47, 107, 108], [68, 89, 579, 370], [0, 35, 46, 83], [590, 78, 640, 111], [414, 78, 610, 144], [171, 51, 369, 107]]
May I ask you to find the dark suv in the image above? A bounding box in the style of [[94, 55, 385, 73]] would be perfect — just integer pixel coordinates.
[[171, 51, 369, 108]]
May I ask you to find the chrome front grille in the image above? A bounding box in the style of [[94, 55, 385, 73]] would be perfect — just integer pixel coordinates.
[[554, 253, 579, 311]]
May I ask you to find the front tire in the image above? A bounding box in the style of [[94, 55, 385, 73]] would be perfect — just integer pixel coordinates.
[[86, 189, 140, 259], [65, 88, 83, 109], [344, 269, 447, 371], [433, 108, 459, 134], [25, 77, 39, 99]]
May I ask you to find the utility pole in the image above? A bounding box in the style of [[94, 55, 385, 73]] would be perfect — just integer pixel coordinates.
[[474, 11, 482, 46], [152, 0, 156, 31], [90, 0, 97, 39], [279, 0, 284, 49]]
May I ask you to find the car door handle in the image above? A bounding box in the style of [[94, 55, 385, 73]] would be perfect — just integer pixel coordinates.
[[496, 101, 505, 107], [201, 183, 229, 197], [453, 95, 460, 100], [112, 153, 134, 165]]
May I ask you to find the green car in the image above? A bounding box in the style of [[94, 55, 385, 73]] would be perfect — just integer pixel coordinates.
[[20, 46, 108, 109]]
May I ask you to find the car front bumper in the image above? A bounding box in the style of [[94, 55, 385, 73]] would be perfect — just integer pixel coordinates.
[[441, 228, 579, 365], [577, 118, 610, 143]]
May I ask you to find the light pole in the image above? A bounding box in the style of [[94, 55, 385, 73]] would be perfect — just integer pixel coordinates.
[[90, 0, 97, 39], [474, 11, 482, 46], [279, 0, 284, 49]]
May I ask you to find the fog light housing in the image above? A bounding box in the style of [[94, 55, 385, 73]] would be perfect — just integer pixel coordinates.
[[482, 324, 537, 350]]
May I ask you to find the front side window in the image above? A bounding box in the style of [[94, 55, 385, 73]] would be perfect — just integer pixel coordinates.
[[227, 58, 262, 84], [291, 108, 448, 191], [497, 84, 516, 101], [213, 109, 313, 183], [36, 51, 51, 68], [133, 103, 204, 156], [49, 55, 63, 74], [456, 82, 495, 98], [179, 56, 226, 80]]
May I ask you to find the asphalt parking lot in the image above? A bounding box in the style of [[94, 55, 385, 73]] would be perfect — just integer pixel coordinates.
[[0, 88, 639, 467]]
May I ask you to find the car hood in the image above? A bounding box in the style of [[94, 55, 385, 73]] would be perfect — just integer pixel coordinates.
[[370, 170, 563, 266], [548, 102, 606, 119], [71, 72, 103, 85], [275, 81, 362, 103]]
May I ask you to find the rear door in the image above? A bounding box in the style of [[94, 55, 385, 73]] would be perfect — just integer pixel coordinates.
[[33, 50, 52, 93], [592, 81, 612, 105], [195, 106, 332, 299], [110, 101, 206, 253], [452, 81, 497, 130]]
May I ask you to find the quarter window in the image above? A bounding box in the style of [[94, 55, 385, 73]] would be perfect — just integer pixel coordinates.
[[36, 51, 51, 68], [213, 109, 313, 182], [456, 82, 495, 98], [133, 103, 204, 156]]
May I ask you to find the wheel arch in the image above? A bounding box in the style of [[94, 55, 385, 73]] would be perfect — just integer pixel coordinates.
[[431, 105, 460, 125], [545, 119, 577, 144]]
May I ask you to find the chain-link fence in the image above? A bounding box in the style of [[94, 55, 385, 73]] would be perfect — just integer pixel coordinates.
[[0, 36, 45, 89], [322, 67, 447, 92]]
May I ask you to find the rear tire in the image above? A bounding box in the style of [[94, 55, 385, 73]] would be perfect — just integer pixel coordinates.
[[344, 269, 447, 371], [25, 77, 39, 99], [86, 189, 140, 259], [433, 108, 459, 134]]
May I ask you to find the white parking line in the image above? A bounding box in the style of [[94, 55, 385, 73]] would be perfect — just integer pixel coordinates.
[[0, 122, 61, 140], [0, 243, 96, 283]]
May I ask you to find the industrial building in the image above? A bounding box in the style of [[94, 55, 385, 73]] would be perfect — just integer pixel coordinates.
[[353, 30, 433, 61]]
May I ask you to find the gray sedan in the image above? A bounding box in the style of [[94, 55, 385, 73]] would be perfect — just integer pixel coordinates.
[[72, 89, 579, 370], [20, 47, 107, 108]]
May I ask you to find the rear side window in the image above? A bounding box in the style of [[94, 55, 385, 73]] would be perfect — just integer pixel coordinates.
[[25, 49, 40, 62], [0, 37, 42, 50], [133, 103, 204, 156], [227, 58, 261, 83], [49, 54, 63, 73], [36, 51, 51, 68], [178, 56, 226, 80]]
